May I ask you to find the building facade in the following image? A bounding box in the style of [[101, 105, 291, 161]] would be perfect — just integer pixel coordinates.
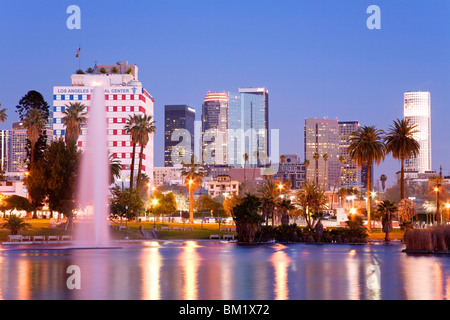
[[274, 154, 306, 189], [304, 118, 340, 190], [228, 88, 269, 168], [206, 175, 240, 197], [164, 105, 195, 167], [0, 130, 10, 173], [338, 121, 361, 188], [404, 91, 431, 173], [201, 92, 229, 165], [9, 122, 28, 173], [52, 62, 155, 187]]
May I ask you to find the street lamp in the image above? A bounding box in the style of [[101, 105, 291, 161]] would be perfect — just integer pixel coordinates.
[[152, 198, 158, 229]]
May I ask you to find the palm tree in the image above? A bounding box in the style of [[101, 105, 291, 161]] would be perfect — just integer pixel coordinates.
[[124, 114, 141, 190], [135, 114, 156, 191], [428, 174, 446, 225], [1, 214, 31, 235], [22, 108, 47, 169], [258, 179, 279, 226], [181, 157, 206, 223], [348, 125, 386, 233], [313, 152, 320, 184], [243, 153, 249, 181], [331, 155, 345, 208], [0, 104, 7, 123], [377, 200, 398, 242], [323, 153, 329, 190], [278, 198, 295, 226], [304, 159, 309, 182], [380, 174, 387, 191], [109, 153, 122, 185], [296, 180, 328, 229], [62, 102, 87, 146], [384, 119, 420, 201]]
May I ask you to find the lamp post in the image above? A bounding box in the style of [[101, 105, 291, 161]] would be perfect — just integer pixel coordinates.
[[188, 179, 194, 224], [152, 198, 158, 229]]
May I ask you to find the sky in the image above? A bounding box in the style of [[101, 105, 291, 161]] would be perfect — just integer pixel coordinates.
[[0, 0, 449, 187]]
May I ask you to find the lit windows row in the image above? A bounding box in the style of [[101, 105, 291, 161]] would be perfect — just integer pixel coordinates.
[[111, 153, 146, 160]]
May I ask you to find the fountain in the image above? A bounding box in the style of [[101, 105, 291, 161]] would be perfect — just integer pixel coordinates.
[[74, 85, 113, 248]]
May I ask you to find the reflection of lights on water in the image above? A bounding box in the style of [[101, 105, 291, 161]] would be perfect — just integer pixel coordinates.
[[271, 250, 291, 300], [349, 249, 356, 256], [181, 241, 200, 300], [144, 241, 160, 247], [142, 243, 161, 300]]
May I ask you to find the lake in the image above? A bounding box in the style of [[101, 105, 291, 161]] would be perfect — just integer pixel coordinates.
[[0, 240, 449, 300]]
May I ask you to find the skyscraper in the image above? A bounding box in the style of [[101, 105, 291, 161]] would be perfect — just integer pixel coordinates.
[[404, 91, 431, 173], [164, 105, 195, 167], [9, 122, 27, 172], [338, 121, 361, 188], [228, 87, 269, 168], [0, 130, 10, 173], [304, 118, 339, 190], [52, 62, 155, 187], [201, 92, 228, 165]]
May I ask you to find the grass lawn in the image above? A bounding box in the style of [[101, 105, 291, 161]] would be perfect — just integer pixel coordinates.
[[0, 219, 405, 242]]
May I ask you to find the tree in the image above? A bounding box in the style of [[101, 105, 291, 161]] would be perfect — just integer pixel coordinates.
[[380, 174, 387, 192], [109, 153, 122, 185], [135, 114, 156, 191], [278, 198, 295, 226], [398, 198, 417, 225], [22, 108, 47, 169], [1, 215, 31, 235], [44, 139, 80, 229], [348, 125, 385, 233], [0, 104, 8, 123], [62, 102, 87, 146], [109, 186, 144, 227], [16, 91, 50, 167], [124, 114, 141, 190], [195, 194, 221, 217], [304, 159, 310, 182], [296, 180, 328, 229], [323, 153, 328, 190], [377, 200, 398, 242], [232, 194, 263, 244], [313, 152, 320, 184], [152, 191, 178, 221], [181, 157, 206, 223], [258, 179, 279, 226], [4, 195, 32, 213], [428, 174, 446, 225], [23, 160, 47, 218], [384, 119, 420, 201], [223, 194, 241, 217]]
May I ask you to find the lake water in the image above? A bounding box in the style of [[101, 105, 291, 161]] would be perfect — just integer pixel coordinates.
[[0, 241, 449, 300]]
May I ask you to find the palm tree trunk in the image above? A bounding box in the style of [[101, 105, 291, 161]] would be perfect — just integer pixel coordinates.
[[400, 157, 405, 201], [136, 144, 145, 192], [30, 142, 35, 169], [130, 143, 136, 190], [189, 184, 194, 224], [366, 164, 372, 233]]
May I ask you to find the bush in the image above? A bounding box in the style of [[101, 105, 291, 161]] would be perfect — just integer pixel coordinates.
[[405, 226, 450, 251]]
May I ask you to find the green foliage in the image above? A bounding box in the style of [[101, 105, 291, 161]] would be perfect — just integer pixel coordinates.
[[4, 195, 32, 212], [75, 69, 85, 74], [195, 194, 223, 216], [110, 186, 144, 221], [151, 191, 178, 218], [232, 194, 263, 243], [1, 214, 31, 235]]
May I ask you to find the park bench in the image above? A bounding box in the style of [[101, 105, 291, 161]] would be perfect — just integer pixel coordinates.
[[22, 236, 31, 241], [209, 234, 220, 239], [119, 225, 129, 231], [223, 234, 234, 240], [184, 227, 194, 231], [219, 227, 228, 232], [8, 235, 23, 242], [60, 235, 72, 241], [33, 236, 45, 242], [160, 226, 170, 231], [172, 227, 182, 231], [230, 228, 236, 232], [47, 236, 59, 242]]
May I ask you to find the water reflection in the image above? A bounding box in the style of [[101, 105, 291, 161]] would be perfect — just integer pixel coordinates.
[[0, 243, 449, 300]]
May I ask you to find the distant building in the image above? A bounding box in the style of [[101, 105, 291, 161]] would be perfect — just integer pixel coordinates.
[[164, 105, 195, 167], [9, 122, 28, 173], [201, 92, 229, 165], [338, 121, 361, 188], [228, 88, 269, 168], [206, 175, 240, 197], [404, 91, 431, 173], [153, 165, 183, 186], [274, 154, 306, 189], [304, 118, 339, 190], [52, 61, 155, 187], [0, 130, 10, 173]]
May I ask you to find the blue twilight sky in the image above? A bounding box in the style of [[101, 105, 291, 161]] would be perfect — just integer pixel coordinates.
[[0, 0, 449, 187]]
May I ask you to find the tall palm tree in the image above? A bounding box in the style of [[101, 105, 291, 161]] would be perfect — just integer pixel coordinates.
[[22, 108, 47, 169], [258, 179, 280, 226], [109, 153, 122, 185], [296, 180, 328, 229], [243, 153, 249, 181], [304, 159, 310, 183], [135, 114, 156, 191], [384, 119, 420, 201], [380, 174, 387, 192], [181, 157, 206, 223], [124, 114, 141, 190], [323, 153, 328, 190], [377, 200, 398, 242], [0, 104, 8, 123], [313, 152, 320, 184], [428, 174, 446, 225], [331, 155, 345, 209], [348, 125, 386, 233], [62, 102, 87, 146], [278, 198, 295, 226]]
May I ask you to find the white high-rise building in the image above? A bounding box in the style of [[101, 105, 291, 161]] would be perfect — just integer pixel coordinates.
[[52, 62, 155, 188], [404, 91, 431, 173]]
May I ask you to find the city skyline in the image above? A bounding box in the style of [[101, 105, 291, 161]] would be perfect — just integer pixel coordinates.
[[0, 1, 449, 187]]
